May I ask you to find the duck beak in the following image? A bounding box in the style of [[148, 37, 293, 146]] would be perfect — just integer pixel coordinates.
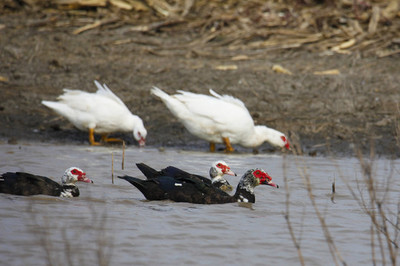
[[266, 181, 279, 188], [78, 173, 93, 183], [280, 136, 291, 151], [260, 179, 279, 188], [138, 138, 146, 147], [225, 169, 237, 176], [284, 142, 291, 151]]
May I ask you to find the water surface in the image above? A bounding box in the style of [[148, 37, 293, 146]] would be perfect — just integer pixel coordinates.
[[0, 143, 398, 265]]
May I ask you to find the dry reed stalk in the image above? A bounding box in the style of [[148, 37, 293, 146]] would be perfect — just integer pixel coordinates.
[[331, 177, 336, 203], [291, 137, 346, 265], [26, 200, 112, 265], [330, 139, 399, 265], [283, 155, 305, 266], [122, 141, 125, 170], [111, 152, 114, 184]]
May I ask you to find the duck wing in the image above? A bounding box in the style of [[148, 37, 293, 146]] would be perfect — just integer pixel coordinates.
[[118, 175, 172, 200], [93, 80, 130, 110], [137, 163, 235, 193], [208, 89, 247, 109], [119, 173, 235, 204], [161, 166, 211, 185], [119, 173, 214, 200], [52, 81, 129, 114], [136, 163, 162, 179], [136, 163, 211, 184], [174, 90, 250, 126], [0, 172, 62, 196]]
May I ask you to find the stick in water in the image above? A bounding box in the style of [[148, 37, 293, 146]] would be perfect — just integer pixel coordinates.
[[122, 140, 125, 170], [112, 152, 114, 184], [331, 177, 336, 203]]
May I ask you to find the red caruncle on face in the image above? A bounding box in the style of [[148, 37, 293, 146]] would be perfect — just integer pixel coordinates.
[[252, 169, 272, 183], [216, 162, 230, 173]]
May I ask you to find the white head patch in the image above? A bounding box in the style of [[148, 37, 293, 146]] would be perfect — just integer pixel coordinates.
[[61, 167, 84, 184]]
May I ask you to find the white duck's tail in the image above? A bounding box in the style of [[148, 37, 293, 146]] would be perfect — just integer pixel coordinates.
[[151, 87, 189, 119], [151, 86, 171, 101], [42, 100, 75, 118]]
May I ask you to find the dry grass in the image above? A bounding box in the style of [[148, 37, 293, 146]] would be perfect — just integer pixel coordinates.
[[26, 200, 114, 266], [2, 0, 399, 57], [284, 111, 400, 265]]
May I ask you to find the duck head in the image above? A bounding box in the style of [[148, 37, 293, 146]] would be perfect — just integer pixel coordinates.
[[279, 135, 291, 151], [133, 119, 147, 147], [254, 126, 291, 151], [235, 168, 278, 203], [239, 168, 278, 191], [252, 168, 279, 188], [61, 167, 93, 185], [209, 160, 237, 179], [210, 160, 237, 191], [266, 129, 290, 151]]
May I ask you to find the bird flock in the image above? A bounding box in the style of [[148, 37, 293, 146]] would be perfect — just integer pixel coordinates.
[[1, 161, 279, 204], [41, 80, 290, 153], [1, 81, 287, 204]]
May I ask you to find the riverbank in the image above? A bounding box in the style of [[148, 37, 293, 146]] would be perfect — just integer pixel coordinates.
[[1, 1, 399, 157]]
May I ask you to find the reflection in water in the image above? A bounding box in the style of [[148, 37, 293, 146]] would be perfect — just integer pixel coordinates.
[[0, 143, 398, 265]]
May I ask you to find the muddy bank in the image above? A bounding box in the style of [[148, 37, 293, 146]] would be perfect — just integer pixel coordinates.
[[0, 6, 399, 157]]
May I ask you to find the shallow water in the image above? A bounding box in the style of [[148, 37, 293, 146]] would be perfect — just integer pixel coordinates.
[[0, 143, 398, 265]]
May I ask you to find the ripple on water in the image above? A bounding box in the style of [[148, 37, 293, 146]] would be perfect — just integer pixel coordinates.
[[0, 143, 399, 265]]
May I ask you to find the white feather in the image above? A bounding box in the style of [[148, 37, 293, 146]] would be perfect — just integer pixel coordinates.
[[42, 81, 147, 143], [151, 87, 289, 149]]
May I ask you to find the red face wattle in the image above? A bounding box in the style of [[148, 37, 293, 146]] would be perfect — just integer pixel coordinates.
[[216, 162, 228, 173], [72, 168, 93, 183], [216, 162, 236, 176], [137, 132, 146, 147], [253, 169, 278, 188], [281, 136, 291, 150]]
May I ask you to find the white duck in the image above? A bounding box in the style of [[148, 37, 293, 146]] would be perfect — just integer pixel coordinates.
[[42, 80, 147, 146], [151, 87, 290, 152]]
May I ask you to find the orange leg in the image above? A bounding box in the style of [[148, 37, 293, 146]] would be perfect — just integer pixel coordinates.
[[222, 137, 234, 153], [88, 128, 101, 146], [209, 142, 216, 152], [101, 134, 123, 143]]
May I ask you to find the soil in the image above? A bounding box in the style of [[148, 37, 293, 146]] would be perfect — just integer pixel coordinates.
[[0, 2, 399, 157]]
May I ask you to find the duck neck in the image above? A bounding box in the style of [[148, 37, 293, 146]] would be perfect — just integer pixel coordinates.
[[60, 185, 80, 198], [233, 177, 256, 203], [244, 125, 282, 148], [211, 175, 226, 185], [124, 115, 138, 131]]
